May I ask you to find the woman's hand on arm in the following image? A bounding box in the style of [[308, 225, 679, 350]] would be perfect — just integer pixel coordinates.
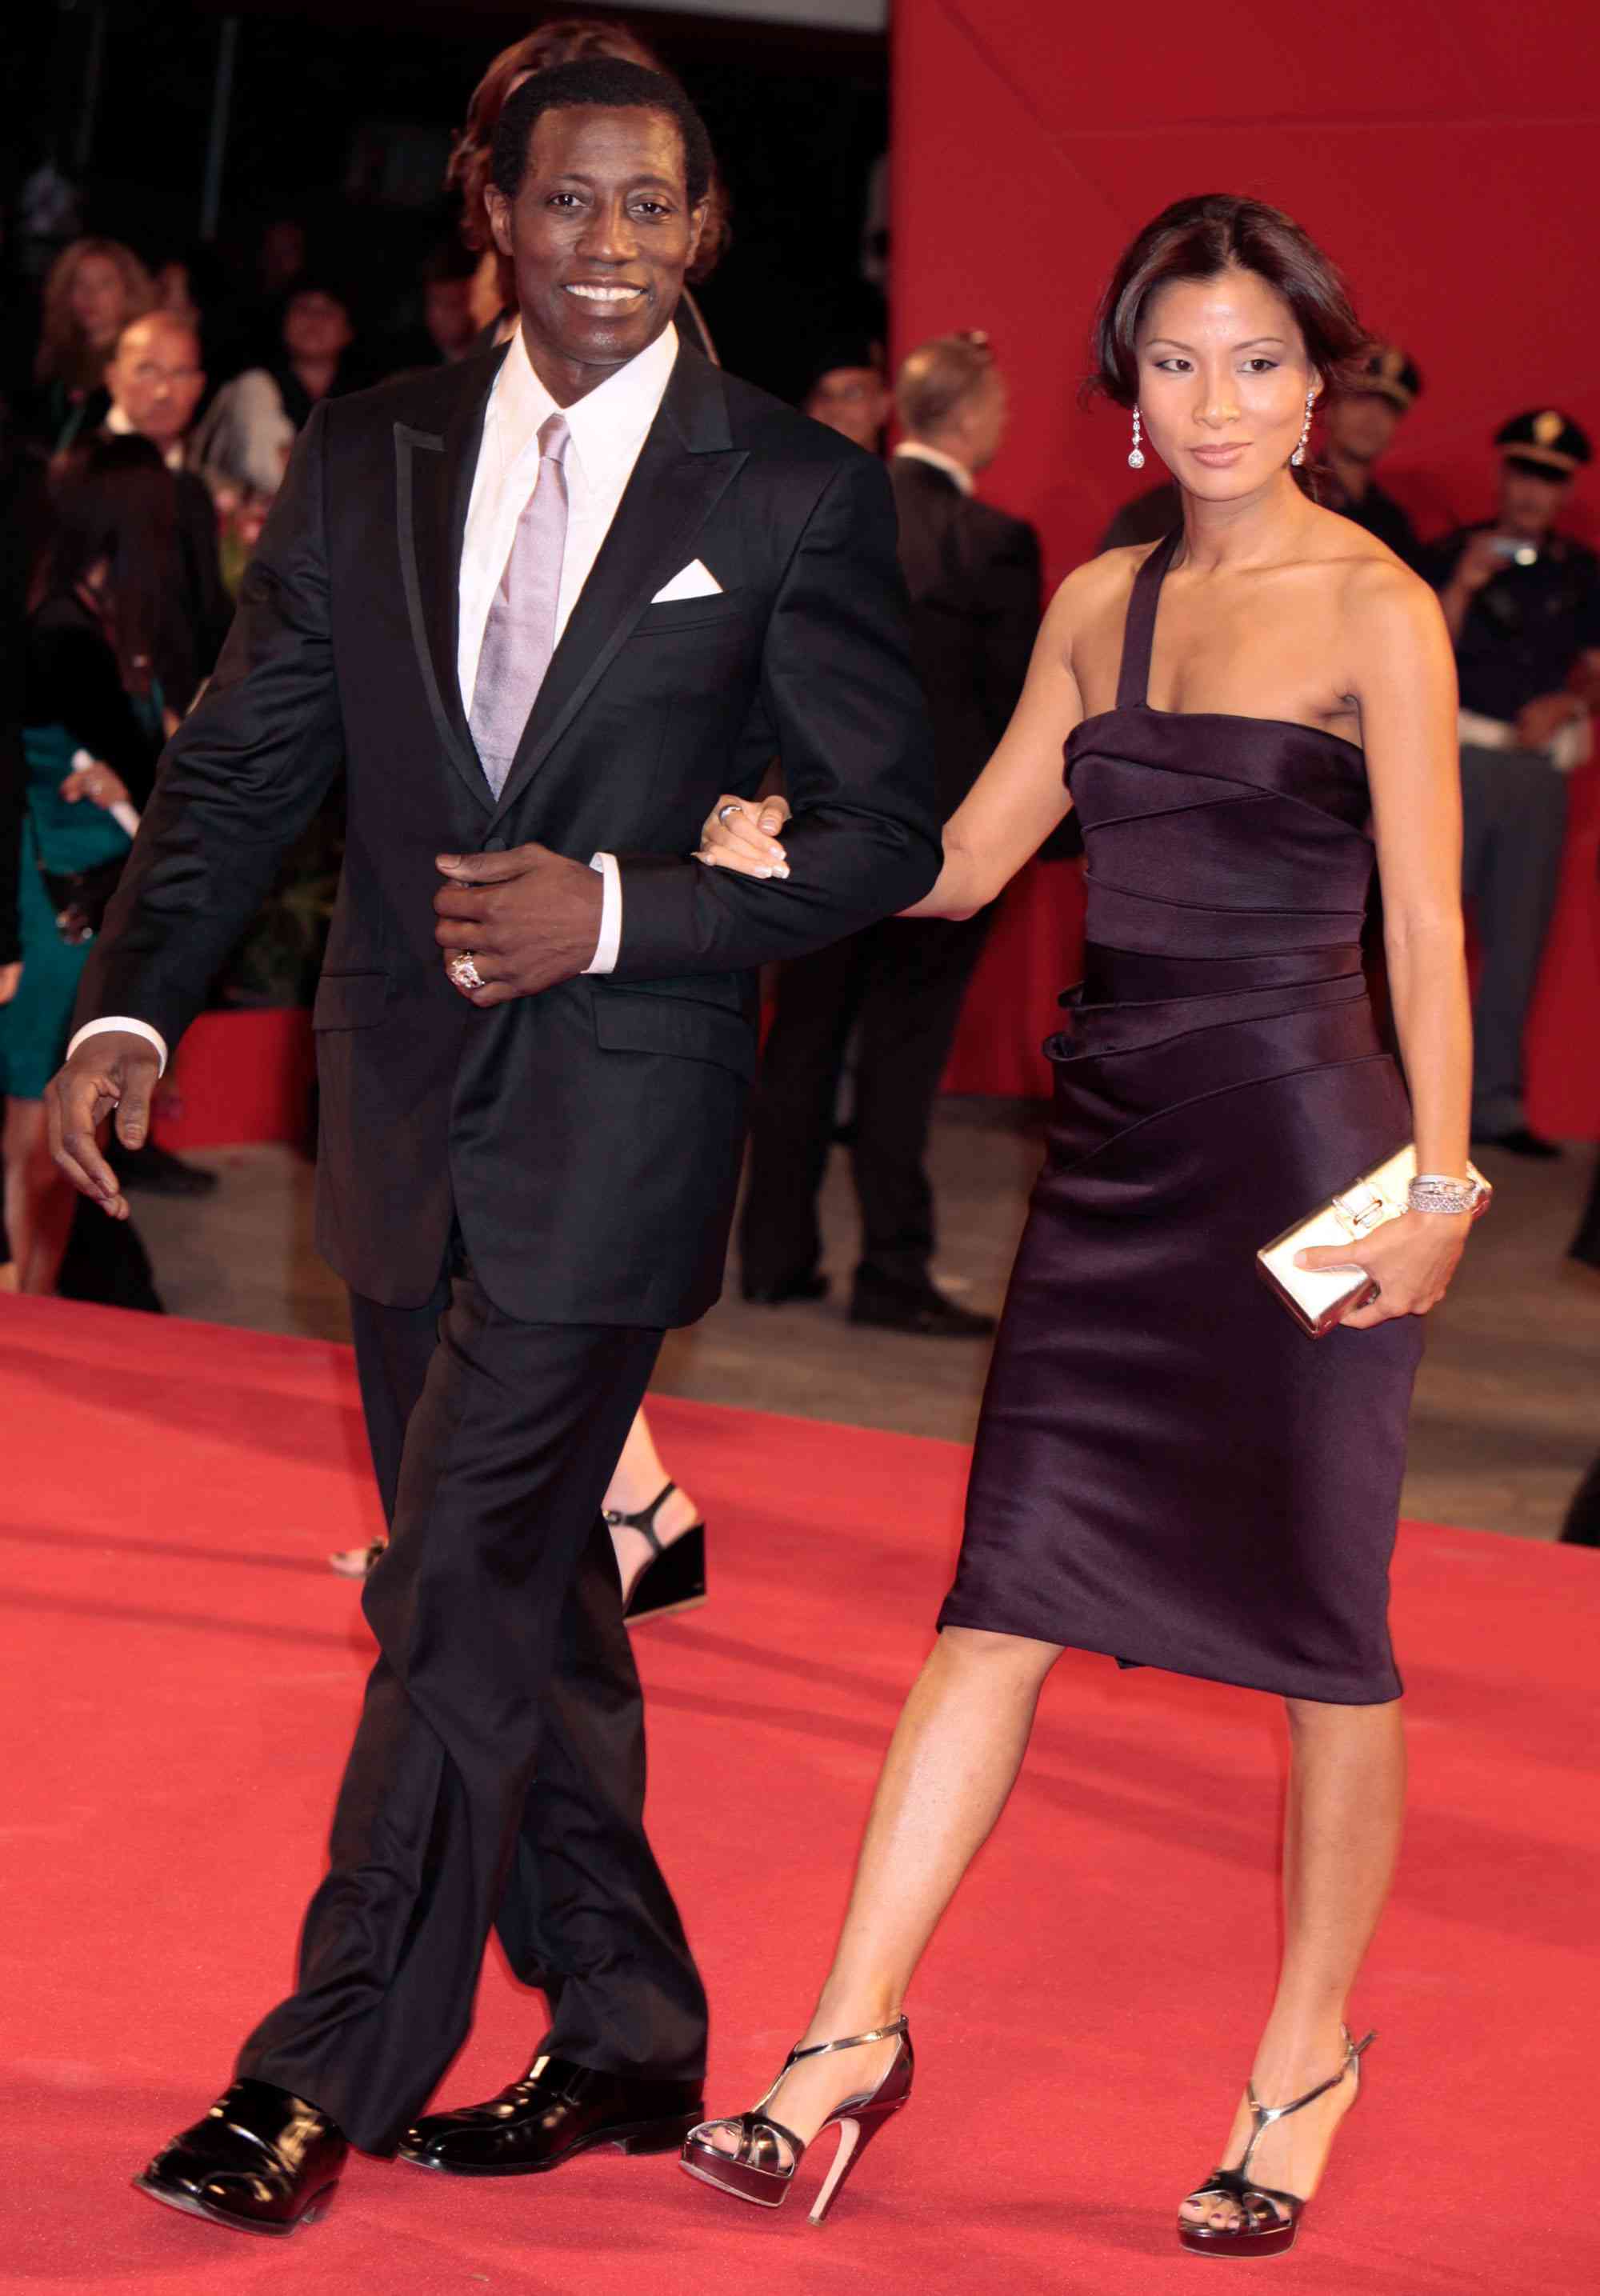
[[1318, 560, 1474, 1326], [696, 794, 793, 878]]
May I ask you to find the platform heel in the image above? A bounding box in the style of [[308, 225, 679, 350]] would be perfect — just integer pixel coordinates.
[[681, 2017, 912, 2224]]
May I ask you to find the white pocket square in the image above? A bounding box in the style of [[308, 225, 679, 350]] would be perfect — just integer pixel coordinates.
[[650, 558, 723, 604]]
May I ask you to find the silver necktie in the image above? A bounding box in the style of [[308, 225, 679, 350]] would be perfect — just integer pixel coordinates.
[[468, 411, 571, 798]]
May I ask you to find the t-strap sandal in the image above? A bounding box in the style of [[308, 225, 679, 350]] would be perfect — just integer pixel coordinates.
[[606, 1482, 707, 1624], [1178, 2026, 1374, 2258], [681, 2017, 913, 2224]]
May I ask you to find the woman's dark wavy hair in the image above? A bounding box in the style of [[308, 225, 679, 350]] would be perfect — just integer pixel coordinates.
[[33, 434, 185, 700], [1090, 194, 1370, 408], [450, 18, 728, 286]]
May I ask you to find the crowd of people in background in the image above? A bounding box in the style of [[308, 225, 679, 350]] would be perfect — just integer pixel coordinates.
[[2, 19, 1596, 1542]]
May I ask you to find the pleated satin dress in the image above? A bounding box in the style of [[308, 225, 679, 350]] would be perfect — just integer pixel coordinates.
[[941, 531, 1422, 1703]]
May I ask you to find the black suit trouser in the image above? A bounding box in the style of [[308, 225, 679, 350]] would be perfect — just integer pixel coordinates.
[[738, 910, 991, 1295], [234, 1254, 708, 2153]]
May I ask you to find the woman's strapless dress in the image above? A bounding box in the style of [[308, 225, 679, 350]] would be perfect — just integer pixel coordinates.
[[939, 531, 1422, 1703]]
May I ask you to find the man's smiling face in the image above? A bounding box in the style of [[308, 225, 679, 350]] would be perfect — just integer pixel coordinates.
[[486, 104, 706, 402]]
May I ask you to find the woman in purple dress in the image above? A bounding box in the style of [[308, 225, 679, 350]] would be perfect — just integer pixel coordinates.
[[684, 197, 1479, 2258]]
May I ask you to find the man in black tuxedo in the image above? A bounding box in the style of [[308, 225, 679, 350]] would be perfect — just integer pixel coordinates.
[[738, 331, 1039, 1334], [48, 60, 937, 2237]]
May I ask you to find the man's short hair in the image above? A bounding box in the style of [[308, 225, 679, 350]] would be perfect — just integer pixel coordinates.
[[489, 56, 714, 213], [896, 332, 995, 439], [115, 308, 201, 362]]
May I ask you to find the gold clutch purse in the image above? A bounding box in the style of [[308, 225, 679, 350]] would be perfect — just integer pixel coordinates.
[[1256, 1145, 1491, 1337]]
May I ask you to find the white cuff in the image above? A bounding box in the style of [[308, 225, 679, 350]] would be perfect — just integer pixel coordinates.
[[66, 1017, 170, 1076], [581, 851, 622, 974]]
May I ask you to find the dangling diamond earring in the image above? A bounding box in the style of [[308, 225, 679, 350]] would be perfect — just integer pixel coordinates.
[[1128, 406, 1146, 470], [1290, 388, 1314, 467]]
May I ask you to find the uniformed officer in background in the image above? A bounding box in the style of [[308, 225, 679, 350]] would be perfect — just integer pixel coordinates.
[[1320, 343, 1425, 568], [1429, 410, 1600, 1157]]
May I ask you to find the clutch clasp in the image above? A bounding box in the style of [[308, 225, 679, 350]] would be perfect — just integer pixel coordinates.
[[1331, 1182, 1390, 1238]]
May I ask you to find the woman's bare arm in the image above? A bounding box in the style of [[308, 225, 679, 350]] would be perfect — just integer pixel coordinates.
[[1351, 561, 1471, 1180], [1298, 558, 1474, 1329], [695, 560, 1099, 908]]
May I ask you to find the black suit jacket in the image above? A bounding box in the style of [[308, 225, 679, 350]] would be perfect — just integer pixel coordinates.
[[80, 339, 940, 1323], [173, 467, 234, 686], [888, 455, 1041, 819]]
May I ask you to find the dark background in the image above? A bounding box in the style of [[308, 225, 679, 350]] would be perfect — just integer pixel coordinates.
[[2, 1, 888, 402]]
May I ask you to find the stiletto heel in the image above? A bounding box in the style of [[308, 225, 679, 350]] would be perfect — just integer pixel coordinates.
[[681, 2017, 912, 2221], [806, 2097, 899, 2225], [610, 1483, 707, 1624], [1178, 2026, 1374, 2258]]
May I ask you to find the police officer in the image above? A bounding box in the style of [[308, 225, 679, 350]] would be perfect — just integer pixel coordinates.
[[1428, 411, 1600, 1156], [1321, 343, 1424, 568]]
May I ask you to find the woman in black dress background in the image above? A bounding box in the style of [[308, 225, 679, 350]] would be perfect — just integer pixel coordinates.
[[686, 198, 1476, 2256]]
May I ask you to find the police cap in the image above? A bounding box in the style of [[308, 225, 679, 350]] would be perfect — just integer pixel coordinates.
[[1495, 409, 1592, 479], [1350, 344, 1421, 413]]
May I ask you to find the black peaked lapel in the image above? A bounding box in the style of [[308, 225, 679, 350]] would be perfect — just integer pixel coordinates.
[[394, 342, 509, 816], [488, 347, 747, 826]]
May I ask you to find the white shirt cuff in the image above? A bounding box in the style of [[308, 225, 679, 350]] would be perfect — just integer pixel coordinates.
[[581, 851, 622, 974], [66, 1017, 170, 1076]]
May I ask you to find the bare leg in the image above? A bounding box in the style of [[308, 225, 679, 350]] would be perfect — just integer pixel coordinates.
[[604, 1406, 701, 1601], [4, 1098, 77, 1295], [1181, 1695, 1405, 2231], [708, 1624, 1061, 2156]]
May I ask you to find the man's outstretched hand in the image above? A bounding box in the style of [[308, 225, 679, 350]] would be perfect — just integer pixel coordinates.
[[434, 843, 603, 1006], [46, 1031, 162, 1220]]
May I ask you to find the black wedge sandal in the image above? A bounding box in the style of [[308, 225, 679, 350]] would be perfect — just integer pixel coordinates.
[[1178, 2026, 1374, 2258], [608, 1482, 707, 1624], [680, 2018, 913, 2225]]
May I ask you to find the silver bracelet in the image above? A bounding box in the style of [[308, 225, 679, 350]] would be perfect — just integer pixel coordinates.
[[1407, 1174, 1482, 1216]]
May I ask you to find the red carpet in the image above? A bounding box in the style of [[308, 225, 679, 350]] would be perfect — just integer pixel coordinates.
[[3, 1294, 1597, 2295]]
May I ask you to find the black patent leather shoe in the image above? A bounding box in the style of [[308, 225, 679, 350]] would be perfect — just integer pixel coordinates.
[[133, 2079, 347, 2237], [398, 2055, 704, 2177], [850, 1279, 996, 1338], [741, 1270, 829, 1306]]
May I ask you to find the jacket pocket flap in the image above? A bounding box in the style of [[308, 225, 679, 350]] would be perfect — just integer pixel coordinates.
[[591, 987, 755, 1078], [313, 970, 391, 1030]]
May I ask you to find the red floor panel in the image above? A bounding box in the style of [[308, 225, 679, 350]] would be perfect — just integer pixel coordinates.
[[2, 1294, 1597, 2294]]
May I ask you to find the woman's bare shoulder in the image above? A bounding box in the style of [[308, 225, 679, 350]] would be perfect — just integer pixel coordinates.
[[1046, 540, 1154, 637], [1304, 514, 1450, 683]]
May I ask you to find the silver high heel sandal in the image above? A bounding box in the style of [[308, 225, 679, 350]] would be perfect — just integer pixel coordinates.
[[680, 2018, 912, 2225], [1178, 2026, 1374, 2258]]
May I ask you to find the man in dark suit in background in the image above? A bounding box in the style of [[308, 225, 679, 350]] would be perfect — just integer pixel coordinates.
[[48, 60, 938, 2237], [102, 312, 233, 686], [738, 330, 1040, 1336]]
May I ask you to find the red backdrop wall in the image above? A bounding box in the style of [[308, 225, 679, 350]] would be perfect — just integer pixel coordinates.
[[902, 0, 1600, 1131]]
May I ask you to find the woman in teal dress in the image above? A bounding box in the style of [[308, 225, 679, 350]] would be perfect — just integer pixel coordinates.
[[2, 438, 174, 1290]]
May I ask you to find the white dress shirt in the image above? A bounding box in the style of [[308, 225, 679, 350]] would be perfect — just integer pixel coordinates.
[[892, 438, 976, 497], [72, 322, 682, 1074], [105, 401, 186, 474]]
